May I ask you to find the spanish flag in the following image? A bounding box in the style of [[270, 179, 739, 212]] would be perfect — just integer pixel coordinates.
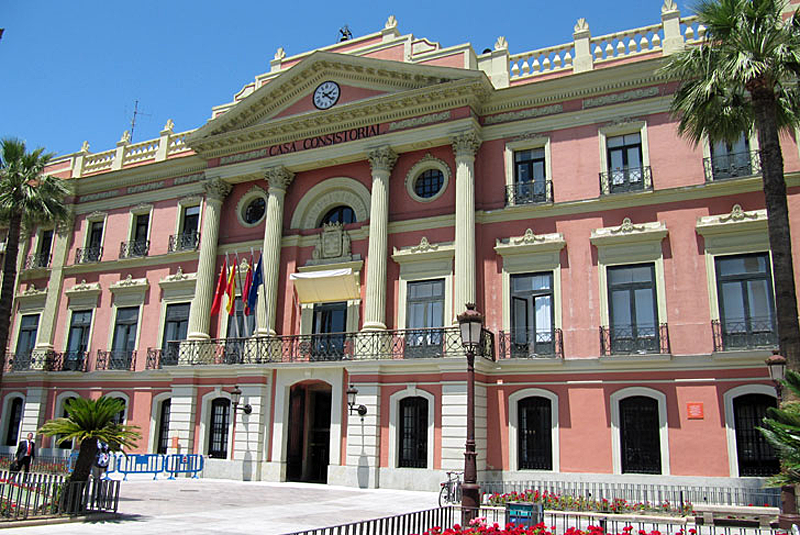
[[209, 259, 228, 315], [225, 263, 237, 315]]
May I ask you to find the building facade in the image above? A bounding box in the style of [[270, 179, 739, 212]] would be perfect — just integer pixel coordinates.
[[3, 1, 800, 490]]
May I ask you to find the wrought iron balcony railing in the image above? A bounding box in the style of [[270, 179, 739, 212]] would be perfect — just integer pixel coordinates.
[[96, 349, 136, 371], [49, 350, 89, 372], [600, 323, 670, 356], [599, 166, 652, 195], [119, 239, 150, 258], [146, 346, 181, 369], [5, 351, 33, 371], [711, 318, 778, 352], [168, 231, 200, 253], [498, 328, 564, 359], [703, 151, 761, 182], [505, 180, 553, 206], [75, 245, 103, 264], [167, 326, 495, 366], [24, 253, 51, 270]]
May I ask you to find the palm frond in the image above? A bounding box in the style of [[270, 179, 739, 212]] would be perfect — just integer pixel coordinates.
[[38, 396, 141, 452]]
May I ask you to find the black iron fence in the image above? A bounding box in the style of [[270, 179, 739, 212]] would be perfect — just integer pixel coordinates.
[[600, 323, 670, 356], [75, 245, 103, 264], [704, 150, 761, 182], [505, 180, 553, 206], [168, 231, 200, 253], [4, 351, 88, 373], [24, 253, 51, 270], [498, 328, 564, 359], [0, 454, 73, 474], [96, 349, 136, 371], [119, 239, 149, 258], [0, 471, 119, 520], [48, 351, 89, 372], [600, 166, 652, 195], [712, 319, 778, 352], [168, 327, 495, 366], [282, 506, 455, 535]]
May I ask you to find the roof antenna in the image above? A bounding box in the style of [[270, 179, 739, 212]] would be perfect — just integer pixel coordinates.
[[128, 100, 151, 143], [339, 25, 353, 42]]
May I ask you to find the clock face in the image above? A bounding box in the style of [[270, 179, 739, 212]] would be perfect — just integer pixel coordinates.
[[313, 81, 341, 110]]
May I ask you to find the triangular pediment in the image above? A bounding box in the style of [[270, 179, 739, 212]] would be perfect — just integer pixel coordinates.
[[186, 51, 491, 157]]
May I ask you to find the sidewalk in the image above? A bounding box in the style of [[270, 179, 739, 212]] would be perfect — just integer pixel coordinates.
[[1, 477, 440, 535]]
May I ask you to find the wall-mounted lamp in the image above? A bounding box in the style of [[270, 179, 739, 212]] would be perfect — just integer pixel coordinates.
[[346, 384, 367, 416], [231, 385, 252, 414]]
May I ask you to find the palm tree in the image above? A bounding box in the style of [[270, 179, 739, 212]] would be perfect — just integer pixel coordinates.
[[662, 0, 800, 373], [38, 397, 141, 482], [760, 370, 800, 487], [0, 138, 69, 386]]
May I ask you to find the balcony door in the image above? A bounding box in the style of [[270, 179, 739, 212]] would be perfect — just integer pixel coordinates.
[[607, 264, 658, 354], [65, 310, 92, 370], [312, 302, 347, 359], [511, 273, 554, 357], [405, 279, 445, 358]]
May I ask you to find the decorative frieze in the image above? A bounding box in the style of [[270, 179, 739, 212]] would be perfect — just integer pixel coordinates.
[[388, 111, 451, 132], [582, 87, 660, 109], [79, 191, 117, 203], [483, 104, 563, 125], [367, 146, 398, 174], [174, 173, 205, 185], [127, 181, 165, 195], [265, 166, 295, 192]]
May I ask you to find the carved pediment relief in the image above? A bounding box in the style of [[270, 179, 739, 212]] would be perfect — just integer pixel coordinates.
[[306, 222, 360, 266]]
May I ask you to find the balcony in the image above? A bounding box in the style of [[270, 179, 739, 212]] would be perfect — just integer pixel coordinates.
[[599, 166, 652, 195], [119, 239, 149, 259], [75, 245, 103, 264], [600, 323, 670, 356], [163, 326, 495, 366], [168, 231, 200, 253], [146, 347, 180, 369], [498, 328, 564, 359], [703, 151, 761, 181], [711, 318, 778, 352], [5, 351, 33, 371], [96, 349, 137, 371], [24, 253, 51, 270], [505, 180, 553, 207], [48, 351, 89, 372]]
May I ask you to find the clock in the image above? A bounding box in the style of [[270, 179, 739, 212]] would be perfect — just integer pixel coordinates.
[[313, 81, 341, 110]]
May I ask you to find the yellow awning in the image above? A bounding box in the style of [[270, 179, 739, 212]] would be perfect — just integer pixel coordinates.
[[290, 268, 360, 304]]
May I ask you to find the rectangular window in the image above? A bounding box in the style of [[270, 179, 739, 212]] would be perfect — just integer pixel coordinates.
[[405, 279, 445, 358], [123, 213, 150, 257], [606, 133, 644, 193], [182, 206, 200, 235], [163, 303, 190, 352], [89, 221, 104, 249], [510, 148, 548, 204], [208, 398, 230, 459], [111, 306, 139, 369], [66, 310, 92, 358], [510, 273, 554, 357], [607, 264, 659, 354], [715, 253, 776, 349], [15, 314, 39, 358], [710, 134, 753, 180], [312, 302, 347, 359]]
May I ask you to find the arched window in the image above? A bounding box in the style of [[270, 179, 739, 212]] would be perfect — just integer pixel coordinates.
[[4, 398, 23, 446], [208, 398, 230, 459], [58, 397, 78, 449], [734, 393, 779, 476], [156, 399, 171, 455], [619, 396, 661, 474], [518, 396, 552, 470], [398, 397, 428, 468], [110, 398, 127, 425], [320, 206, 355, 226]]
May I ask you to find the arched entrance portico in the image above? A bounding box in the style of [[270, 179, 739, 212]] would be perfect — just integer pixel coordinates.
[[287, 380, 332, 483]]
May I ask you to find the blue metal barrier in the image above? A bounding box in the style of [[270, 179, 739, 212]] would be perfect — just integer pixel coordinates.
[[117, 454, 166, 480], [165, 454, 204, 479], [68, 451, 79, 473]]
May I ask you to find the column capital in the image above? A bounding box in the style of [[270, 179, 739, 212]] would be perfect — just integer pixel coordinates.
[[367, 146, 398, 174], [265, 166, 295, 192], [203, 178, 232, 202], [451, 130, 482, 158]]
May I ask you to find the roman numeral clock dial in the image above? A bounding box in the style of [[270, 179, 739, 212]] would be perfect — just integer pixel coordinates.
[[313, 81, 341, 110]]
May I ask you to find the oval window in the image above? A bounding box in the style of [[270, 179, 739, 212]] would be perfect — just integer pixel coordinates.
[[414, 169, 444, 199], [243, 197, 266, 225]]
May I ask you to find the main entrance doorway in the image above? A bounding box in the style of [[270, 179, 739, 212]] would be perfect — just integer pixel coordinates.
[[287, 381, 332, 483]]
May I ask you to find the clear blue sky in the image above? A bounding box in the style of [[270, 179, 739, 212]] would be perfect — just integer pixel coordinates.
[[1, 1, 692, 157]]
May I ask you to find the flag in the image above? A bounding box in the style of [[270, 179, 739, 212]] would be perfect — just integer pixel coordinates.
[[209, 259, 228, 315], [225, 263, 237, 316], [247, 253, 263, 315], [242, 259, 253, 316]]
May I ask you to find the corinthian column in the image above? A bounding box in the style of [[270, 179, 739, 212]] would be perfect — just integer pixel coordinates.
[[362, 146, 398, 331], [257, 166, 294, 335], [187, 178, 232, 340], [452, 130, 481, 322]]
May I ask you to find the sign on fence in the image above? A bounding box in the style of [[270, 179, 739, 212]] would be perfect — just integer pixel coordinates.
[[506, 502, 544, 527], [117, 454, 166, 480], [165, 454, 204, 479]]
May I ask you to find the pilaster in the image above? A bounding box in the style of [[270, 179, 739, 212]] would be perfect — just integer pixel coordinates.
[[21, 387, 47, 439], [342, 383, 381, 488], [451, 131, 481, 321], [232, 383, 270, 481], [187, 178, 231, 340], [362, 146, 398, 331], [168, 385, 197, 454], [258, 166, 294, 335]]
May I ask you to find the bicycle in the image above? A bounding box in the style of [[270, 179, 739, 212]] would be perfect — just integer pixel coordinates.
[[438, 471, 463, 507]]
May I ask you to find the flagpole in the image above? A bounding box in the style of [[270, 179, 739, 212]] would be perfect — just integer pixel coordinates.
[[226, 252, 241, 340], [233, 250, 249, 337]]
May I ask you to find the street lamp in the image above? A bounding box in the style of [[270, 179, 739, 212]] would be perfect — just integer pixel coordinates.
[[229, 385, 252, 462], [346, 384, 367, 417], [457, 303, 483, 525], [765, 352, 799, 530]]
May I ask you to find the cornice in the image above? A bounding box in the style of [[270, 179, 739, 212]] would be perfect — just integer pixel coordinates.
[[590, 218, 668, 246], [696, 204, 768, 236], [64, 280, 102, 298], [74, 155, 206, 197], [15, 285, 48, 301], [392, 238, 455, 263], [109, 274, 149, 293], [158, 268, 197, 290], [494, 229, 566, 256]]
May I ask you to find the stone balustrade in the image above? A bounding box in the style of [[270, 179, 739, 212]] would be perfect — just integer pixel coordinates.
[[590, 23, 665, 63], [509, 42, 575, 79]]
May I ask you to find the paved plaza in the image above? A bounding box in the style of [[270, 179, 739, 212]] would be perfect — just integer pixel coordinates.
[[4, 477, 440, 535]]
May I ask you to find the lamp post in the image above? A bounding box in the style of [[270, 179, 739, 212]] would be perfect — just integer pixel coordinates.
[[765, 352, 799, 529], [229, 385, 252, 461], [457, 303, 483, 525]]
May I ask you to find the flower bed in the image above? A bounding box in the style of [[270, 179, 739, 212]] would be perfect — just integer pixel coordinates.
[[417, 518, 699, 535], [486, 491, 693, 517]]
